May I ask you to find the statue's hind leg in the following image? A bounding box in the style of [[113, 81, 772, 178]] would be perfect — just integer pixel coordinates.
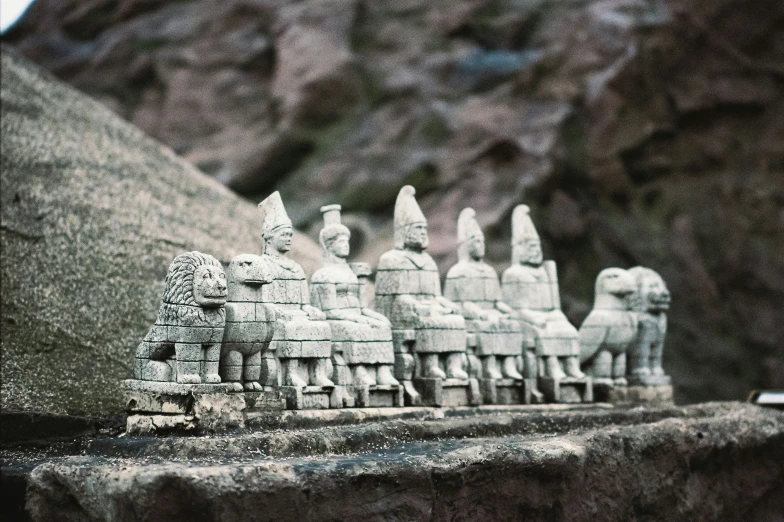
[[243, 349, 262, 391]]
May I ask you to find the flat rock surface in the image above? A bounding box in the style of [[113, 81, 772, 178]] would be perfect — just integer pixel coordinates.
[[0, 48, 320, 418], [3, 402, 783, 521]]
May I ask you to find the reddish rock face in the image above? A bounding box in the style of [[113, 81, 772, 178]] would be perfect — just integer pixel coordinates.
[[6, 0, 784, 403]]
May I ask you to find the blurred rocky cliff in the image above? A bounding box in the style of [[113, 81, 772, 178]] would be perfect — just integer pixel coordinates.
[[6, 0, 784, 403]]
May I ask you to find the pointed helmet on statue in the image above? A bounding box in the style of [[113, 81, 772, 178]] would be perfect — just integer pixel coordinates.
[[511, 204, 539, 244], [393, 185, 427, 249], [258, 191, 293, 239]]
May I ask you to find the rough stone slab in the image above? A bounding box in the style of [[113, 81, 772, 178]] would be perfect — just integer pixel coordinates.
[[607, 384, 674, 407], [12, 403, 784, 521]]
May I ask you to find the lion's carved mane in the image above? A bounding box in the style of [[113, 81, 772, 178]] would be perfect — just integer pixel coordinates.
[[158, 251, 226, 327]]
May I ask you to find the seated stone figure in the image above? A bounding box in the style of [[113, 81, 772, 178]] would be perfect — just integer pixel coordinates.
[[134, 251, 227, 384], [310, 205, 401, 406], [444, 208, 525, 403], [502, 205, 590, 403], [257, 192, 334, 401], [376, 186, 475, 406]]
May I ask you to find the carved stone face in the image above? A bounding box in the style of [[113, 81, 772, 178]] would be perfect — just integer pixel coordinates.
[[642, 274, 671, 312], [404, 222, 429, 251], [228, 254, 273, 286], [327, 233, 350, 259], [193, 264, 227, 307], [517, 239, 543, 265], [269, 227, 293, 254], [468, 235, 485, 260]]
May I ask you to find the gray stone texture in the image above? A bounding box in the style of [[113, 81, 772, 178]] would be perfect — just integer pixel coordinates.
[[579, 268, 639, 387], [9, 402, 783, 521], [7, 0, 784, 405], [311, 205, 401, 407], [0, 48, 320, 417], [221, 253, 278, 391]]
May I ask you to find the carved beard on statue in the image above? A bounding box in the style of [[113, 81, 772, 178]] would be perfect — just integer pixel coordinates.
[[517, 239, 543, 266], [467, 235, 485, 261], [404, 223, 429, 251]]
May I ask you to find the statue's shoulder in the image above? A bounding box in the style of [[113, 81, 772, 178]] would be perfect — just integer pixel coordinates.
[[378, 249, 409, 270], [264, 254, 305, 278], [445, 261, 472, 280], [311, 264, 352, 285]]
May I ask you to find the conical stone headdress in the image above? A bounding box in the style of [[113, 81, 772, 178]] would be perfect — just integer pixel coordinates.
[[319, 204, 350, 253], [393, 185, 427, 249], [511, 204, 540, 263], [457, 207, 483, 261], [258, 191, 292, 239]]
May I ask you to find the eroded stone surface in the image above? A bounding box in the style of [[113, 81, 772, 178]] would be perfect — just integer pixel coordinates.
[[311, 205, 401, 407], [502, 205, 589, 402], [0, 49, 320, 418], [375, 186, 476, 406], [13, 402, 784, 521]]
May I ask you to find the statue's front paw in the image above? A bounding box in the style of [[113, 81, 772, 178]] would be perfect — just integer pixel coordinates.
[[204, 373, 221, 384], [244, 381, 263, 391], [178, 374, 201, 384]]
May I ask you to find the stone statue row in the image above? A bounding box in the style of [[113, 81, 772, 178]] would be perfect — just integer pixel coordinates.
[[128, 185, 672, 426]]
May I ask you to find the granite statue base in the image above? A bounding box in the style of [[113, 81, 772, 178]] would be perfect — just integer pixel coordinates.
[[281, 385, 353, 410], [348, 384, 404, 408], [478, 378, 529, 405], [124, 380, 246, 435], [414, 378, 481, 407], [539, 376, 593, 403]]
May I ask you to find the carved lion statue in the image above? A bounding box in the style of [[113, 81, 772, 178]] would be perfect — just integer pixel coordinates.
[[626, 266, 671, 381], [134, 251, 227, 384]]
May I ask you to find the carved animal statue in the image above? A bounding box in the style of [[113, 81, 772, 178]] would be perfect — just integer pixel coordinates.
[[579, 268, 637, 385], [221, 254, 278, 391], [627, 266, 671, 382], [134, 251, 227, 384]]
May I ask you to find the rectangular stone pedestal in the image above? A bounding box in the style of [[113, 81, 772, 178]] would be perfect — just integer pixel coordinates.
[[414, 378, 481, 407], [606, 384, 674, 407], [479, 378, 529, 405], [348, 384, 404, 407], [124, 380, 246, 435], [244, 387, 286, 411], [281, 385, 344, 410], [539, 376, 593, 403]]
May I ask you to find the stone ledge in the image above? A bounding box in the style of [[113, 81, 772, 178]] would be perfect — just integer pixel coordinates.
[[6, 402, 781, 521]]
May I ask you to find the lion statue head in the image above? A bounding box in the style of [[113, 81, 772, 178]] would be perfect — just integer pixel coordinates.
[[158, 251, 227, 326], [628, 266, 670, 314]]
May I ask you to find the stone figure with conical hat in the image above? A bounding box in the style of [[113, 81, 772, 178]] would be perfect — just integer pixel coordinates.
[[375, 186, 480, 407], [310, 205, 403, 407], [444, 208, 531, 404], [501, 205, 592, 403], [258, 192, 338, 409]]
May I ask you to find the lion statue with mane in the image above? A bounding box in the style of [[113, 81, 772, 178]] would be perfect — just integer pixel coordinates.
[[626, 266, 671, 385], [133, 251, 228, 384]]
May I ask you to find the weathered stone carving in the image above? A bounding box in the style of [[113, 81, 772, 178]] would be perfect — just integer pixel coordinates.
[[311, 205, 403, 407], [579, 268, 639, 389], [375, 186, 480, 406], [627, 266, 671, 386], [258, 192, 338, 409], [128, 251, 245, 435], [501, 205, 591, 403], [134, 251, 227, 384], [221, 254, 285, 410], [444, 208, 528, 404]]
